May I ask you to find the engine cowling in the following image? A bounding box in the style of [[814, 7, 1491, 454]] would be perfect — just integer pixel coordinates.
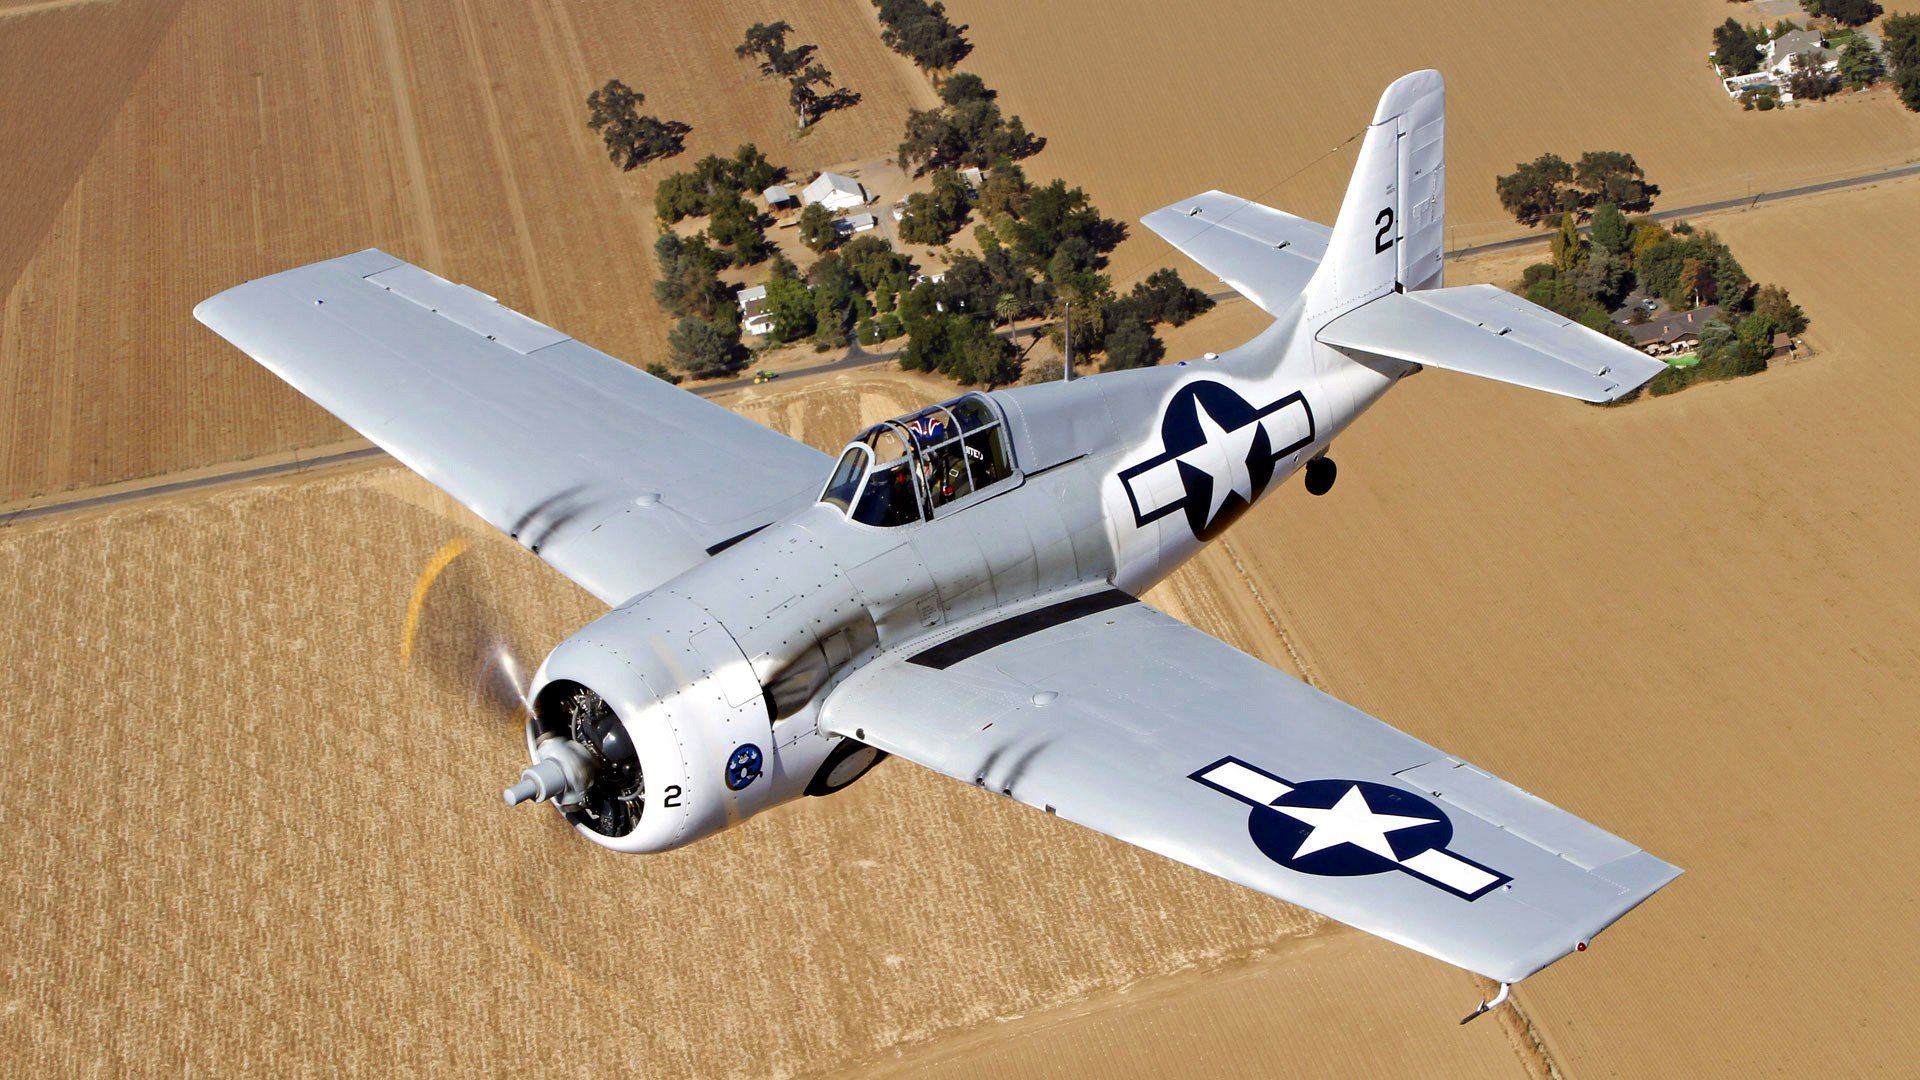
[[515, 591, 793, 853]]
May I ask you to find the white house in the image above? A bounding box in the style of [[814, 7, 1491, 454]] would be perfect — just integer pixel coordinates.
[[801, 171, 868, 211], [736, 284, 774, 336], [1722, 28, 1841, 100]]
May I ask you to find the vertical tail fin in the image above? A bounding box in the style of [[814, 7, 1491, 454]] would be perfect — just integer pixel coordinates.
[[1304, 70, 1446, 325]]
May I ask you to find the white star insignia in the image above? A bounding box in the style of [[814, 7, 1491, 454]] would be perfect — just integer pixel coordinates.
[[1270, 784, 1437, 861], [1176, 398, 1260, 527]]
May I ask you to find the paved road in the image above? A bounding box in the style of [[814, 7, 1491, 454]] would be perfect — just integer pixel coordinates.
[[9, 159, 1915, 526], [1445, 160, 1920, 259]]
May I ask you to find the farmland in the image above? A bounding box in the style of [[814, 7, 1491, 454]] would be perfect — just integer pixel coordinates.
[[6, 0, 1920, 1075]]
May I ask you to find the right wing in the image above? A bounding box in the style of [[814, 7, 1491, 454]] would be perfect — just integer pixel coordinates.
[[820, 587, 1679, 985], [1317, 284, 1669, 403], [195, 250, 833, 605], [1141, 190, 1330, 316]]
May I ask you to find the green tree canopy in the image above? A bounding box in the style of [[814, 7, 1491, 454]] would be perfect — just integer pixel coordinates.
[[898, 168, 974, 245], [872, 0, 971, 70], [586, 79, 689, 170], [1806, 0, 1883, 26], [762, 276, 817, 343], [1573, 151, 1659, 214], [1128, 268, 1215, 326], [1494, 153, 1576, 226], [1099, 312, 1165, 372], [798, 203, 838, 251], [1589, 203, 1631, 258], [666, 316, 743, 378], [898, 75, 1044, 175], [1838, 37, 1886, 87], [1714, 19, 1764, 75], [652, 233, 730, 319]]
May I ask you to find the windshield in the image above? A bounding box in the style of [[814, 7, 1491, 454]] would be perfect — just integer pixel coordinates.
[[820, 393, 1016, 525], [820, 446, 868, 511]]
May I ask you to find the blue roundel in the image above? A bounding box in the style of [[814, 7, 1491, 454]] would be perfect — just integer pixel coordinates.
[[1247, 778, 1453, 877], [725, 744, 764, 791]]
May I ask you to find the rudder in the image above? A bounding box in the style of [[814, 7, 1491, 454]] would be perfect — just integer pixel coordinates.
[[1305, 70, 1446, 325]]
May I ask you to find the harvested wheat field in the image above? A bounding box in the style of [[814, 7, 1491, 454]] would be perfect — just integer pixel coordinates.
[[0, 0, 935, 502], [949, 0, 1920, 280], [8, 0, 1920, 1074], [9, 173, 1920, 1074]]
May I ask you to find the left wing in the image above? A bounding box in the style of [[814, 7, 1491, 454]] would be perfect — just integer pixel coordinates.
[[196, 250, 833, 605], [819, 587, 1679, 984]]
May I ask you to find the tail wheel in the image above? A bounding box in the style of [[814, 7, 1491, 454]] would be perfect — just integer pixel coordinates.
[[1305, 456, 1337, 496]]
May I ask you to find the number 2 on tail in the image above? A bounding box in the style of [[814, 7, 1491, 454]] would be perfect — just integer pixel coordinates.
[[1374, 207, 1396, 254]]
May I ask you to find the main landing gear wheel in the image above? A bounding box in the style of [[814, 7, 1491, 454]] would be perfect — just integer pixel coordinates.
[[1304, 455, 1337, 496]]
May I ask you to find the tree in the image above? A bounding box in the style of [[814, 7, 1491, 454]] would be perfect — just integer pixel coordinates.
[[706, 192, 769, 266], [652, 233, 729, 319], [898, 75, 1044, 175], [872, 0, 971, 70], [1899, 66, 1920, 111], [1004, 180, 1125, 273], [1589, 202, 1631, 258], [1128, 268, 1215, 326], [1573, 151, 1658, 214], [897, 167, 973, 245], [1495, 153, 1575, 226], [1787, 53, 1842, 101], [1886, 13, 1920, 72], [1680, 257, 1715, 308], [1838, 37, 1886, 88], [1551, 213, 1589, 270], [666, 316, 742, 378], [1752, 284, 1810, 336], [1099, 313, 1164, 372], [585, 79, 688, 170], [1714, 18, 1764, 75], [736, 22, 855, 127], [763, 276, 817, 343], [1806, 0, 1883, 26], [736, 22, 812, 77], [798, 203, 838, 251], [977, 162, 1031, 218]]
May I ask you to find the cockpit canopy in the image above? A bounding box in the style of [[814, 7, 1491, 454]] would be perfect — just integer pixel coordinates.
[[820, 393, 1017, 527]]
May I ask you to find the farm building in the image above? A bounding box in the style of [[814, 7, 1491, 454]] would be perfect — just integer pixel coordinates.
[[736, 284, 773, 336], [835, 212, 878, 236], [802, 171, 868, 211], [762, 184, 796, 211]]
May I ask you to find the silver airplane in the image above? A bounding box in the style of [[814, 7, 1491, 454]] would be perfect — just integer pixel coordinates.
[[197, 71, 1677, 1013]]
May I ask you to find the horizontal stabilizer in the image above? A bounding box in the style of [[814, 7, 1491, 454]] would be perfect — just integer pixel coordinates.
[[1141, 190, 1330, 316], [1317, 284, 1668, 403]]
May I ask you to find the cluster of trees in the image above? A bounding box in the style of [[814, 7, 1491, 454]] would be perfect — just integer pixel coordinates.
[[736, 22, 859, 128], [1519, 207, 1808, 397], [761, 236, 918, 352], [898, 73, 1044, 175], [1803, 0, 1883, 26], [1495, 151, 1660, 226], [646, 145, 797, 379], [586, 80, 689, 170], [654, 233, 746, 378], [872, 0, 970, 71], [1887, 14, 1920, 110]]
